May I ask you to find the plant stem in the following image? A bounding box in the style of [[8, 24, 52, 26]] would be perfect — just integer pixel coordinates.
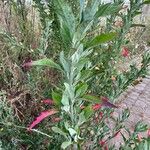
[[0, 122, 52, 138]]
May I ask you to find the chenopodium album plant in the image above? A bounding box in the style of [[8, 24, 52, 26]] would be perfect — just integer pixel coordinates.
[[23, 0, 150, 149]]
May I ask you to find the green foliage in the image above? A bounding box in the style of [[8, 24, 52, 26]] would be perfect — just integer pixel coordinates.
[[85, 32, 117, 49], [30, 58, 62, 70]]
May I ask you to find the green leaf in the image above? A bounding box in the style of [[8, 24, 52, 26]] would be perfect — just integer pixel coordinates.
[[52, 91, 62, 106], [121, 109, 130, 122], [60, 51, 70, 73], [75, 83, 88, 98], [68, 128, 77, 137], [79, 0, 85, 22], [81, 20, 93, 39], [80, 70, 92, 81], [82, 94, 100, 103], [60, 22, 72, 47], [61, 90, 69, 106], [133, 11, 142, 17], [143, 0, 150, 4], [131, 24, 146, 28], [54, 0, 75, 37], [64, 83, 75, 100], [84, 0, 100, 22], [31, 58, 62, 71], [52, 127, 67, 138], [61, 141, 72, 149], [89, 0, 100, 19], [78, 111, 86, 126], [134, 122, 148, 132], [85, 32, 117, 49], [95, 3, 122, 18], [83, 105, 94, 119]]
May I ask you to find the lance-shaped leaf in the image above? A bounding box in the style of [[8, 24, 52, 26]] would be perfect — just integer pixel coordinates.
[[79, 0, 85, 22], [54, 0, 75, 38], [52, 127, 67, 138], [82, 95, 118, 108], [85, 32, 117, 49], [82, 94, 100, 103], [131, 24, 146, 28], [52, 90, 62, 106], [143, 0, 150, 4], [61, 141, 72, 149], [75, 83, 88, 98], [23, 58, 62, 71], [83, 0, 100, 22], [95, 3, 122, 18], [83, 105, 94, 119], [28, 109, 58, 130]]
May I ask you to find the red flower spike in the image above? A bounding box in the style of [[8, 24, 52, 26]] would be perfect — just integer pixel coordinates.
[[92, 104, 101, 111], [121, 47, 129, 57], [41, 99, 54, 105], [28, 109, 58, 130]]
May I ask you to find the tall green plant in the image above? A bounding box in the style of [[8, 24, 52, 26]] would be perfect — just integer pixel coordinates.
[[24, 0, 122, 149]]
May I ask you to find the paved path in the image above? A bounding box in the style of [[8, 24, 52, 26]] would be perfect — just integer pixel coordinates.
[[108, 76, 150, 148], [118, 76, 150, 128]]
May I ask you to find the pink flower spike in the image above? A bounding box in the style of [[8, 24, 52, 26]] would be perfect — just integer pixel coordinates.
[[52, 117, 61, 123], [22, 61, 32, 68], [147, 129, 150, 137], [92, 104, 101, 111], [28, 109, 58, 130], [41, 99, 54, 105], [137, 134, 142, 142], [121, 47, 129, 57]]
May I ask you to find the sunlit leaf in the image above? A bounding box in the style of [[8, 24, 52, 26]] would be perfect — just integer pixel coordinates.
[[75, 83, 88, 98], [23, 58, 62, 71], [52, 127, 67, 138], [61, 141, 72, 149], [95, 3, 122, 18], [85, 32, 117, 49], [52, 91, 62, 106], [83, 105, 94, 119], [82, 94, 101, 103], [143, 0, 150, 4]]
